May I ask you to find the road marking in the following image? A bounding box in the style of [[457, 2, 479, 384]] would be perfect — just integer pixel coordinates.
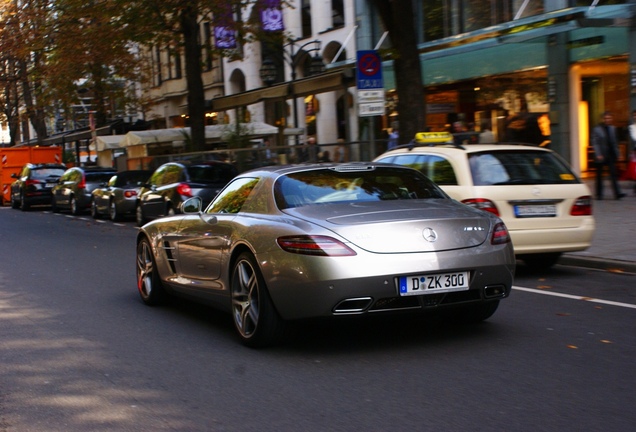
[[513, 286, 636, 309]]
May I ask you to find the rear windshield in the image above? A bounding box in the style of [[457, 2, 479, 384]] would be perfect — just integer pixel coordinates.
[[114, 171, 151, 187], [274, 166, 447, 209], [31, 168, 66, 180], [469, 150, 580, 186], [187, 164, 237, 184], [86, 172, 117, 183]]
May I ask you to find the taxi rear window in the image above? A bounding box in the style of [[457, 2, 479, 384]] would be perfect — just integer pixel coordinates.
[[469, 150, 580, 186]]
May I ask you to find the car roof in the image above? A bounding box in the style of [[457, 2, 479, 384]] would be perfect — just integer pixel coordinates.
[[378, 142, 553, 157]]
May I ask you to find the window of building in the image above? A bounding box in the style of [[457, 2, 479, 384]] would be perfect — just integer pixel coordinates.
[[332, 0, 345, 28], [301, 0, 312, 38]]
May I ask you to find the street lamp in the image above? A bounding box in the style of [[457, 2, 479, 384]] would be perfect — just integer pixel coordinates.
[[259, 39, 325, 134]]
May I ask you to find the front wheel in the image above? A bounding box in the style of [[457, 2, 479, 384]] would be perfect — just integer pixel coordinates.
[[90, 199, 100, 219], [136, 237, 167, 305], [70, 196, 81, 215], [231, 252, 286, 348]]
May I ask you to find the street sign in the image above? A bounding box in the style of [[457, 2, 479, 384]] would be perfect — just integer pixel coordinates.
[[357, 50, 385, 117]]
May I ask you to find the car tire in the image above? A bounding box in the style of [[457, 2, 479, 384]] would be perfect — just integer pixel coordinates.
[[109, 200, 120, 222], [70, 196, 81, 215], [136, 204, 147, 227], [136, 237, 167, 306], [231, 252, 286, 348], [90, 199, 100, 219], [11, 193, 19, 209], [20, 193, 30, 211], [452, 300, 500, 324], [520, 253, 561, 270], [51, 195, 60, 213]]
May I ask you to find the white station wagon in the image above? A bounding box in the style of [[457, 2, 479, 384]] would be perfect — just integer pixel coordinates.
[[375, 140, 595, 269]]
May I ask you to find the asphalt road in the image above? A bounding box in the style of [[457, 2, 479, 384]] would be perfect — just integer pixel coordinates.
[[1, 207, 634, 431]]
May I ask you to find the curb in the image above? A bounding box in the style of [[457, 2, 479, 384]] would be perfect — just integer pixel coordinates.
[[559, 254, 636, 274]]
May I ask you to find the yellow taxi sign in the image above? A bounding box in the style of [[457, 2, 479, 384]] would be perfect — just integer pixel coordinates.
[[414, 132, 454, 143]]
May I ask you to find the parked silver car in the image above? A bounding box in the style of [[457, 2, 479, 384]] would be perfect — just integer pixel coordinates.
[[136, 163, 515, 347], [91, 170, 152, 221], [51, 167, 117, 215]]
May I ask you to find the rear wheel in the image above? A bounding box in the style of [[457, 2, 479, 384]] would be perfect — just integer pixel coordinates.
[[231, 252, 286, 348], [521, 253, 561, 271], [136, 237, 166, 305], [109, 200, 120, 221], [136, 204, 147, 227], [51, 195, 60, 213], [11, 193, 19, 209]]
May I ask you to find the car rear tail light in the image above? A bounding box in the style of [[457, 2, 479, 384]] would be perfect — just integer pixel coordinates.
[[461, 198, 500, 216], [78, 175, 86, 189], [176, 183, 193, 197], [570, 196, 592, 216], [25, 179, 41, 187], [124, 190, 137, 198], [491, 222, 511, 245], [277, 235, 357, 256]]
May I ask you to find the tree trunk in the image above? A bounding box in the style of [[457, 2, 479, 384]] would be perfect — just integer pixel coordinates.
[[180, 5, 206, 152], [370, 0, 425, 145], [18, 59, 47, 145]]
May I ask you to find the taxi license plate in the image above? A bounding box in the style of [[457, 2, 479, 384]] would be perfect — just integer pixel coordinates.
[[398, 271, 469, 296], [514, 204, 556, 218]]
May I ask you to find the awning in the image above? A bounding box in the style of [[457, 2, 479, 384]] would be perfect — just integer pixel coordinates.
[[120, 122, 283, 147], [209, 71, 348, 112], [90, 135, 125, 152]]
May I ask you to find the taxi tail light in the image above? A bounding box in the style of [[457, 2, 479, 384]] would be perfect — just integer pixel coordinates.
[[461, 198, 500, 216], [570, 196, 592, 216], [491, 222, 511, 245], [277, 235, 357, 256], [176, 183, 193, 197]]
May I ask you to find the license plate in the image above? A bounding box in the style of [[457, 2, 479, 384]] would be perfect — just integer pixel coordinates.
[[514, 204, 556, 218], [398, 271, 469, 296], [45, 183, 56, 188]]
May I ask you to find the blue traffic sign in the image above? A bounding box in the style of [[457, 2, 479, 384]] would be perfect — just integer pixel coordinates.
[[357, 50, 383, 90]]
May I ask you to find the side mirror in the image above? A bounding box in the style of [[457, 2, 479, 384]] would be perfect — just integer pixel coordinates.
[[11, 173, 18, 179], [182, 196, 202, 214]]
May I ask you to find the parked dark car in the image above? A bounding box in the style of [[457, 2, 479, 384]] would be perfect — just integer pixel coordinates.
[[136, 161, 238, 226], [10, 163, 67, 211], [91, 170, 152, 221], [51, 167, 117, 215]]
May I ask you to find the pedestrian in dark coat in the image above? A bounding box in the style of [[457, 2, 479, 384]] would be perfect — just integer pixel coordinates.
[[591, 111, 625, 200]]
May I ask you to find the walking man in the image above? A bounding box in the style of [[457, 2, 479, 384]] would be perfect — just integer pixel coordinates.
[[591, 111, 625, 200]]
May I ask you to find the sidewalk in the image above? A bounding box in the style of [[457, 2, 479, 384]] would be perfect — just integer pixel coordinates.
[[559, 179, 636, 273]]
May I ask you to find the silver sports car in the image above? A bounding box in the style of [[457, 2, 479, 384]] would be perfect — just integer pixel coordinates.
[[136, 163, 515, 347]]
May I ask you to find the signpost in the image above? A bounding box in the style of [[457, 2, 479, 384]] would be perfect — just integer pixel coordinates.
[[356, 50, 385, 117]]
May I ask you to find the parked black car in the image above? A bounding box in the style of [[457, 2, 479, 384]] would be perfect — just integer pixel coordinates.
[[10, 163, 67, 211], [91, 170, 152, 221], [136, 161, 238, 226], [51, 167, 117, 215]]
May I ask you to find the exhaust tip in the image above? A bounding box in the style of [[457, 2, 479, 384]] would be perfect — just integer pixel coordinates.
[[333, 297, 373, 314], [484, 285, 507, 299]]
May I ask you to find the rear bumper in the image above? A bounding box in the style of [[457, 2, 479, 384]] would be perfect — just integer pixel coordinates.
[[509, 221, 595, 254]]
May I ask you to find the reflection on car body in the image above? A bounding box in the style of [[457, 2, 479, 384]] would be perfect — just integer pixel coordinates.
[[136, 163, 515, 347]]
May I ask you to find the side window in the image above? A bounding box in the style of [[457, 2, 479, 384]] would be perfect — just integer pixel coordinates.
[[426, 155, 457, 185], [206, 177, 259, 214], [387, 154, 427, 175], [148, 166, 166, 186], [161, 165, 181, 185]]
